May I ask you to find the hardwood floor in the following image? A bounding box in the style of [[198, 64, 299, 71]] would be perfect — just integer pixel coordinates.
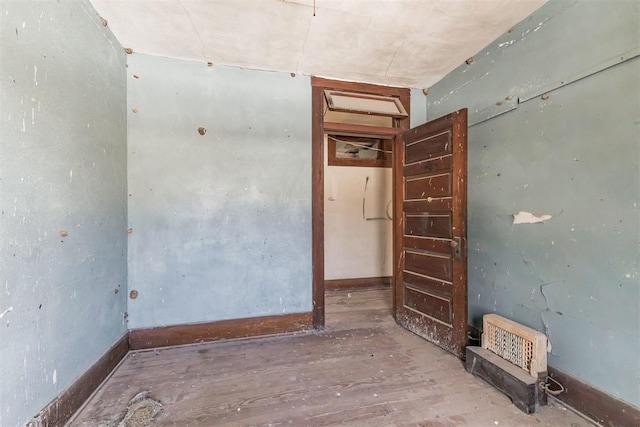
[[70, 289, 593, 426]]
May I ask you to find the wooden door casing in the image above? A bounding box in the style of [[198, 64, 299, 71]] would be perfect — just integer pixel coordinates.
[[311, 77, 411, 329], [393, 109, 468, 358]]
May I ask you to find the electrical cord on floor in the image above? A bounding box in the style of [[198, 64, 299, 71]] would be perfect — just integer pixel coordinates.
[[542, 375, 565, 396]]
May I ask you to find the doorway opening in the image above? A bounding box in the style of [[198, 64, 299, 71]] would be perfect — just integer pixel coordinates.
[[311, 77, 411, 329], [312, 78, 469, 358], [323, 132, 393, 291]]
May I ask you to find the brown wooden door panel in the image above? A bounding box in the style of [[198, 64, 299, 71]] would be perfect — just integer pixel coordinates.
[[394, 109, 467, 358], [405, 214, 452, 239], [404, 250, 452, 281], [404, 155, 453, 177], [405, 131, 452, 163], [403, 271, 453, 298], [405, 173, 451, 199], [404, 199, 453, 214], [403, 112, 459, 139], [403, 235, 452, 255], [404, 286, 453, 325]]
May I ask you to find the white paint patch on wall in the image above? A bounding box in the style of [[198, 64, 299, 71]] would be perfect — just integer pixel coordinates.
[[512, 211, 552, 224], [324, 138, 393, 280]]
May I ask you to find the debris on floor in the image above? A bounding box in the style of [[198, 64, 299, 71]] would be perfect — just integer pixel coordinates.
[[103, 391, 163, 427]]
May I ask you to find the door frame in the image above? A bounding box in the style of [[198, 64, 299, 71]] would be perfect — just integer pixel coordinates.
[[311, 77, 411, 329]]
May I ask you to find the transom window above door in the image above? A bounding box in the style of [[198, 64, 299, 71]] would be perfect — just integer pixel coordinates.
[[318, 82, 410, 169], [324, 89, 408, 119], [327, 135, 392, 168]]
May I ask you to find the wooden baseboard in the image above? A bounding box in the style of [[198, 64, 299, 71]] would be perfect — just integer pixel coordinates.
[[28, 333, 129, 427], [28, 313, 313, 424], [467, 324, 639, 426], [325, 276, 391, 291], [129, 312, 314, 350], [548, 366, 639, 427]]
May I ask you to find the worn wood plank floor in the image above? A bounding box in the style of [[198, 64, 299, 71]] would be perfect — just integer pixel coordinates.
[[70, 289, 593, 426]]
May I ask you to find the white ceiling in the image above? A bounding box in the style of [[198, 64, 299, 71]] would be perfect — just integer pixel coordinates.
[[90, 0, 546, 88]]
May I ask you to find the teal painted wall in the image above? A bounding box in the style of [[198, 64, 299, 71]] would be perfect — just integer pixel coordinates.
[[0, 1, 128, 425], [3, 0, 637, 423], [427, 0, 639, 407], [126, 55, 312, 329], [410, 87, 428, 128]]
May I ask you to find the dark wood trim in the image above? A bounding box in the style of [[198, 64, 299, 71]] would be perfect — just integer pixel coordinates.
[[28, 333, 129, 427], [392, 119, 404, 321], [129, 312, 313, 350], [323, 121, 401, 138], [391, 89, 411, 319], [323, 89, 408, 118], [312, 77, 407, 97], [312, 83, 325, 330], [451, 108, 468, 357], [312, 77, 411, 330], [548, 366, 640, 427], [396, 91, 411, 133], [325, 276, 392, 291]]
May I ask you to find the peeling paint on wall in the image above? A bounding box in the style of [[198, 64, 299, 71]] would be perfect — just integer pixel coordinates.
[[427, 0, 640, 408], [512, 211, 552, 224]]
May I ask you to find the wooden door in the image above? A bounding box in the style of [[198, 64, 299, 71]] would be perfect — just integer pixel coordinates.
[[393, 109, 468, 358]]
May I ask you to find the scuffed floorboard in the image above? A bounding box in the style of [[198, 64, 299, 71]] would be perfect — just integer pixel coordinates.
[[69, 289, 593, 426]]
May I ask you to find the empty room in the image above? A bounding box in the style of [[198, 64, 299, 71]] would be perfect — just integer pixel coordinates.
[[1, 0, 639, 426]]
